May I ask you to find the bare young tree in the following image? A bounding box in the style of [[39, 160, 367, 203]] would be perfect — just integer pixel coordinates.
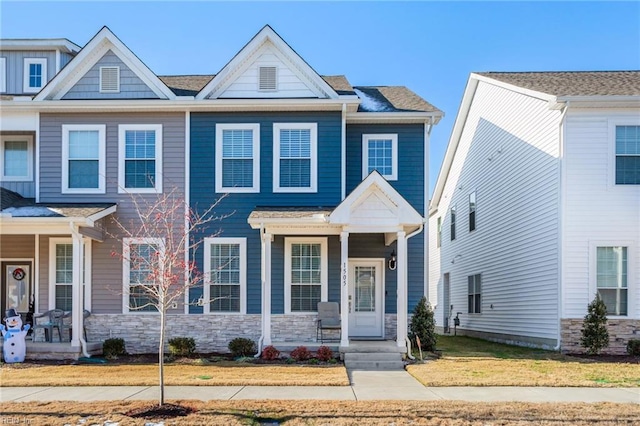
[[110, 186, 229, 406]]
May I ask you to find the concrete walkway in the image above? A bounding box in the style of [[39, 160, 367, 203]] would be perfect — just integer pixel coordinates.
[[2, 369, 639, 403]]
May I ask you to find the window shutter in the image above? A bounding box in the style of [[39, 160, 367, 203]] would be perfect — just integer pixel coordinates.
[[259, 66, 277, 91], [100, 66, 120, 92]]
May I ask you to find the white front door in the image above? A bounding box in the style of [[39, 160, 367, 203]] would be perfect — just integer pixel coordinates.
[[348, 259, 384, 338]]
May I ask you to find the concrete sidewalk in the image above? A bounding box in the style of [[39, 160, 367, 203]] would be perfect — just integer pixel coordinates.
[[1, 370, 639, 403]]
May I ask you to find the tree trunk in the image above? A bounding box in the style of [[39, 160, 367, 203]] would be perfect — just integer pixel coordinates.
[[159, 308, 165, 406]]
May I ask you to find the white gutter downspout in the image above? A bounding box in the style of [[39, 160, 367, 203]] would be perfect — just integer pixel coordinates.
[[69, 222, 90, 358], [404, 222, 424, 360], [341, 103, 347, 201], [424, 118, 433, 302], [556, 102, 569, 352]]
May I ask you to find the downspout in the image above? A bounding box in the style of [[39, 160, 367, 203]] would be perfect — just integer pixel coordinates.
[[423, 118, 433, 302], [555, 102, 569, 351], [341, 103, 347, 201], [404, 222, 424, 360], [69, 222, 90, 358], [254, 224, 266, 358]]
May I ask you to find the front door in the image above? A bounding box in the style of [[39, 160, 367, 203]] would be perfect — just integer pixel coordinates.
[[1, 261, 33, 317], [348, 259, 383, 338]]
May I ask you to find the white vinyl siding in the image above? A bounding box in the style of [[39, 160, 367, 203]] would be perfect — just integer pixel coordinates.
[[614, 125, 640, 185], [0, 57, 6, 93], [1, 135, 33, 181], [596, 247, 627, 316], [61, 125, 106, 194], [215, 124, 260, 193], [118, 124, 163, 193], [273, 123, 317, 193], [123, 238, 163, 313], [203, 237, 247, 314], [284, 237, 328, 314], [362, 134, 398, 180], [23, 58, 47, 93], [99, 66, 120, 93]]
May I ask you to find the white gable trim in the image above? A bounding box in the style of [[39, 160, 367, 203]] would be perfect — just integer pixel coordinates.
[[196, 25, 338, 100], [35, 27, 175, 101]]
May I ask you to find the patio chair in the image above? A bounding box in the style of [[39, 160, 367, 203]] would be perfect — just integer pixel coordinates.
[[32, 309, 64, 342], [61, 309, 91, 341], [316, 302, 341, 343]]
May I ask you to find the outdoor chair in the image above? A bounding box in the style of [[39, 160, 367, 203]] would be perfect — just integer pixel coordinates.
[[32, 309, 64, 342], [61, 310, 91, 341], [316, 302, 341, 343]]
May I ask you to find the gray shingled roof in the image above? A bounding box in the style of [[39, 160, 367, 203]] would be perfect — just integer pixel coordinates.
[[1, 187, 115, 218], [476, 71, 640, 97], [158, 75, 214, 96]]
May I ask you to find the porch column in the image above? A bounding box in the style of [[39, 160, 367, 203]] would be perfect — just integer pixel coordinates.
[[261, 231, 272, 346], [396, 231, 407, 348], [71, 230, 84, 347], [340, 231, 349, 347]]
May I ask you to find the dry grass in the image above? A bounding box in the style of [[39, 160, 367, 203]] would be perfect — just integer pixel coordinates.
[[1, 400, 638, 425], [0, 363, 349, 387], [408, 336, 640, 387]]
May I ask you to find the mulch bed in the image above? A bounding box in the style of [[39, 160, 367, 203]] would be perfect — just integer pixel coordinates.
[[125, 402, 195, 419]]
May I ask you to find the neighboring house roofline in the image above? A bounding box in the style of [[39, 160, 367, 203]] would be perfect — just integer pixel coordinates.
[[0, 38, 81, 54]]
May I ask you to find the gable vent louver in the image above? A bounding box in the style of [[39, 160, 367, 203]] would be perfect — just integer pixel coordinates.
[[259, 66, 277, 91], [100, 66, 120, 93]]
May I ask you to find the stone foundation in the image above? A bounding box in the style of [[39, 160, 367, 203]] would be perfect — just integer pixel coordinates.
[[385, 314, 398, 340], [561, 318, 640, 355]]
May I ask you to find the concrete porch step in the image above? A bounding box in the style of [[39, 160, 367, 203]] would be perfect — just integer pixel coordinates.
[[344, 359, 405, 370], [343, 352, 401, 362], [343, 349, 404, 370]]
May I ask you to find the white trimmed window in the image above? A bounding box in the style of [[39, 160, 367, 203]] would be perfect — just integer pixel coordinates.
[[362, 134, 398, 180], [215, 124, 260, 193], [49, 239, 73, 312], [23, 58, 47, 93], [614, 125, 640, 185], [436, 217, 442, 248], [285, 237, 328, 314], [596, 246, 628, 316], [273, 123, 317, 192], [1, 135, 33, 181], [118, 124, 163, 193], [203, 237, 247, 314], [62, 125, 106, 194], [123, 238, 164, 313], [100, 66, 120, 93], [450, 204, 457, 241], [0, 57, 6, 93], [468, 274, 482, 314], [469, 192, 477, 232]]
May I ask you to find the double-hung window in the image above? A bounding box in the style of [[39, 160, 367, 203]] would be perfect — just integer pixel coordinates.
[[123, 238, 163, 313], [1, 135, 33, 181], [469, 192, 477, 232], [615, 125, 640, 185], [285, 237, 327, 313], [118, 124, 163, 193], [62, 125, 106, 193], [273, 123, 317, 192], [23, 58, 47, 93], [203, 237, 247, 314], [362, 134, 398, 180], [0, 57, 6, 93], [468, 274, 482, 314], [436, 217, 442, 248], [450, 205, 457, 241], [596, 246, 628, 316], [50, 239, 73, 311], [215, 124, 260, 193]]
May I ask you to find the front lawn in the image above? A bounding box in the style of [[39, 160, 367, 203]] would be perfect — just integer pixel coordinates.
[[407, 336, 640, 387]]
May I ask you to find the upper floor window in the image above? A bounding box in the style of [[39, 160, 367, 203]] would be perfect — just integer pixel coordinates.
[[203, 237, 247, 314], [1, 135, 33, 181], [469, 191, 477, 232], [259, 66, 277, 91], [450, 205, 457, 241], [215, 124, 260, 193], [23, 58, 47, 93], [468, 274, 482, 314], [615, 125, 640, 185], [0, 57, 6, 93], [285, 237, 327, 314], [362, 134, 398, 180], [436, 217, 442, 248], [100, 66, 120, 93], [118, 124, 163, 193], [123, 238, 163, 313], [62, 125, 106, 194], [273, 123, 317, 193], [596, 246, 627, 316]]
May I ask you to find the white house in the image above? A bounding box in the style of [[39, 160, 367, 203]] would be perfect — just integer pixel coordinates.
[[429, 71, 639, 354]]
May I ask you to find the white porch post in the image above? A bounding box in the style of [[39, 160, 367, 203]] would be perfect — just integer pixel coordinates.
[[71, 230, 84, 347], [396, 231, 407, 348], [262, 231, 272, 346], [340, 231, 349, 347]]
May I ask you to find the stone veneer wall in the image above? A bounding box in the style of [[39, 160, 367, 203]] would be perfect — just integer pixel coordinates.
[[561, 318, 640, 355]]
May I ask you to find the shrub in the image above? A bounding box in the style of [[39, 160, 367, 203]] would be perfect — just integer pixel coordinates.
[[103, 338, 126, 359], [316, 345, 334, 362], [228, 337, 257, 357], [168, 337, 196, 357], [580, 294, 609, 355], [309, 358, 319, 365], [627, 339, 640, 356], [261, 345, 280, 360], [409, 296, 437, 352], [290, 345, 312, 361]]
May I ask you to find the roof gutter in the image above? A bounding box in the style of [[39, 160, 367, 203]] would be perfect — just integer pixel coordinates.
[[347, 111, 443, 124]]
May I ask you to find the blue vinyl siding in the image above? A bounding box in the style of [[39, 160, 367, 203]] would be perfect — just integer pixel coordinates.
[[189, 112, 342, 314]]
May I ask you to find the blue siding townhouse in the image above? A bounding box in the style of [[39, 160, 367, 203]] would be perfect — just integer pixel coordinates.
[[0, 26, 442, 359]]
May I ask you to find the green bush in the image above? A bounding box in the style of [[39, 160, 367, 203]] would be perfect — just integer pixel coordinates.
[[228, 337, 257, 357], [261, 345, 280, 360], [409, 296, 437, 352], [580, 294, 609, 355], [168, 337, 196, 357], [290, 346, 312, 361], [627, 339, 640, 356], [316, 346, 334, 361], [103, 338, 126, 359]]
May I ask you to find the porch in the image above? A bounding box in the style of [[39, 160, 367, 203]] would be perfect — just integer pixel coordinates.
[[1, 338, 103, 361]]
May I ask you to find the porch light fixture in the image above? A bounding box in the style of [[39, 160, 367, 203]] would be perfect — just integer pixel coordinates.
[[388, 250, 397, 270]]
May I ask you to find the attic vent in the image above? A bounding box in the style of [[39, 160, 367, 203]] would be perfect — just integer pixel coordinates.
[[259, 66, 277, 91], [100, 66, 120, 93]]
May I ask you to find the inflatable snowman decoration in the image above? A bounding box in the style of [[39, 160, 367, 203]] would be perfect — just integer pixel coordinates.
[[2, 308, 30, 363]]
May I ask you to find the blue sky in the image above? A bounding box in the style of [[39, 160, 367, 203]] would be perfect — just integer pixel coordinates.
[[2, 1, 639, 195]]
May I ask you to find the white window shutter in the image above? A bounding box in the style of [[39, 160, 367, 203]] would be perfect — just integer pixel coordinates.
[[100, 67, 120, 93]]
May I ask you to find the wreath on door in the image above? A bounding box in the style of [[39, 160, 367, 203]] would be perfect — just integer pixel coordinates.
[[12, 268, 26, 281]]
